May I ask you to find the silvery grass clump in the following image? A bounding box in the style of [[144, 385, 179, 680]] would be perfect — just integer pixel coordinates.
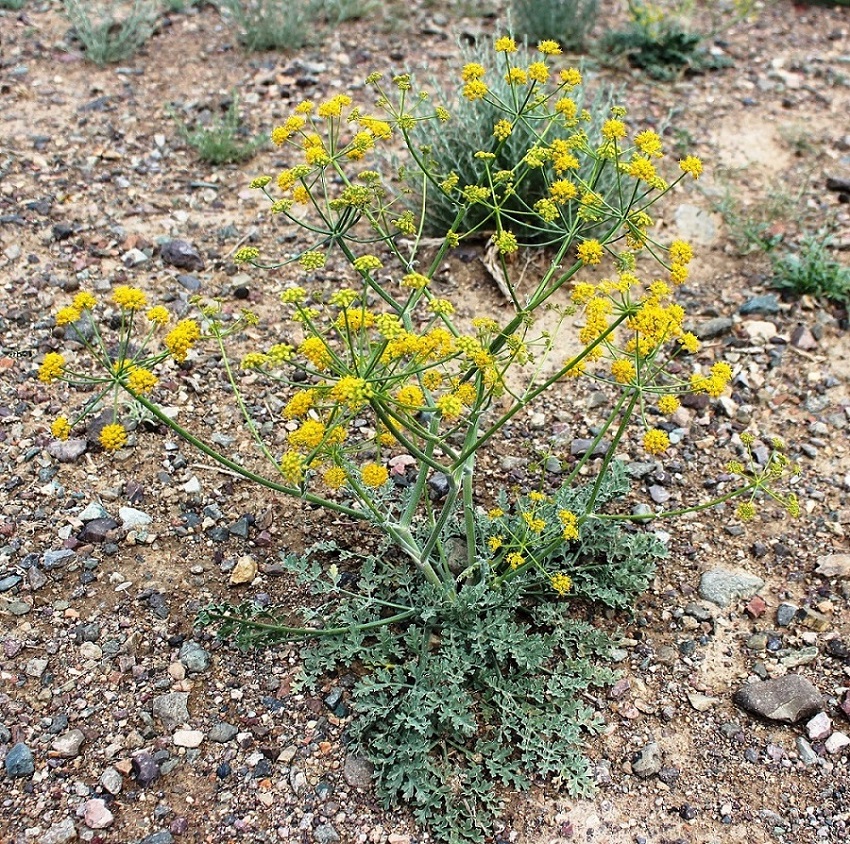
[[62, 0, 157, 65]]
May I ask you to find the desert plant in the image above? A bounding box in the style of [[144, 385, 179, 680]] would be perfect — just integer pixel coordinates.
[[172, 96, 265, 164], [771, 235, 850, 307], [403, 41, 619, 243], [40, 37, 798, 843], [216, 0, 323, 50], [598, 0, 749, 80], [324, 0, 376, 22], [62, 0, 157, 65], [510, 0, 599, 51], [0, 0, 26, 10]]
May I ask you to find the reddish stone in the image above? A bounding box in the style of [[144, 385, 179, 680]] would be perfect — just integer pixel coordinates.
[[745, 595, 767, 619]]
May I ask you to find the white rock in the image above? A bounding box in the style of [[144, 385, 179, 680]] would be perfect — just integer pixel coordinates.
[[173, 729, 204, 748], [825, 731, 850, 754], [119, 507, 151, 529], [743, 320, 777, 344], [806, 711, 832, 742], [183, 476, 202, 494]]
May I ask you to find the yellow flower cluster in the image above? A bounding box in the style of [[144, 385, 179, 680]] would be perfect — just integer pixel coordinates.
[[39, 352, 65, 383], [113, 286, 148, 311], [550, 573, 573, 596], [164, 319, 201, 362], [99, 423, 127, 451]]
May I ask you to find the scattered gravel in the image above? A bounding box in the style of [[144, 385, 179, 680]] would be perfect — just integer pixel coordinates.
[[2, 2, 849, 844]]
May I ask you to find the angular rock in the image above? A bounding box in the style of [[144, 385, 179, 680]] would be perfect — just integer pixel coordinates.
[[209, 722, 238, 743], [5, 742, 34, 777], [687, 692, 720, 712], [79, 502, 109, 522], [743, 320, 777, 343], [815, 554, 850, 578], [313, 825, 341, 844], [632, 741, 662, 778], [51, 729, 85, 758], [100, 766, 123, 795], [42, 549, 75, 570], [47, 439, 87, 463], [798, 606, 830, 632], [229, 555, 257, 586], [796, 736, 819, 766], [776, 603, 798, 627], [790, 325, 818, 351], [161, 239, 204, 271], [570, 438, 611, 458], [806, 712, 832, 741], [80, 798, 113, 830], [132, 751, 160, 786], [77, 518, 118, 544], [152, 692, 190, 731], [825, 732, 850, 754], [139, 832, 173, 844], [699, 568, 764, 607], [739, 294, 780, 316], [119, 506, 151, 530], [733, 675, 822, 724]]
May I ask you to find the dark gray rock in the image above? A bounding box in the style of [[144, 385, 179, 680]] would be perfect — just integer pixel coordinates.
[[42, 549, 75, 570], [208, 722, 238, 743], [5, 742, 34, 777], [699, 568, 764, 607], [570, 438, 611, 458], [77, 518, 118, 544], [161, 240, 204, 271], [739, 294, 780, 316], [342, 753, 373, 789], [427, 472, 450, 500], [695, 316, 733, 340], [776, 603, 798, 628], [734, 675, 823, 724]]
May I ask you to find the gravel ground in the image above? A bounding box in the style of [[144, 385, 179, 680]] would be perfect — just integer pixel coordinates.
[[1, 2, 850, 843]]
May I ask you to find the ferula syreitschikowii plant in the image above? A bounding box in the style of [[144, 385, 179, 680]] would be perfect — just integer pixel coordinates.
[[39, 35, 800, 843]]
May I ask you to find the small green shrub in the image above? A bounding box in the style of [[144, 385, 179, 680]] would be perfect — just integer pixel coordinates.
[[172, 97, 265, 165], [62, 0, 157, 65], [599, 0, 734, 80], [324, 0, 376, 22], [217, 0, 323, 51], [0, 0, 27, 11], [510, 0, 599, 51], [712, 181, 794, 256], [771, 235, 850, 307], [201, 464, 665, 843], [402, 43, 619, 244]]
